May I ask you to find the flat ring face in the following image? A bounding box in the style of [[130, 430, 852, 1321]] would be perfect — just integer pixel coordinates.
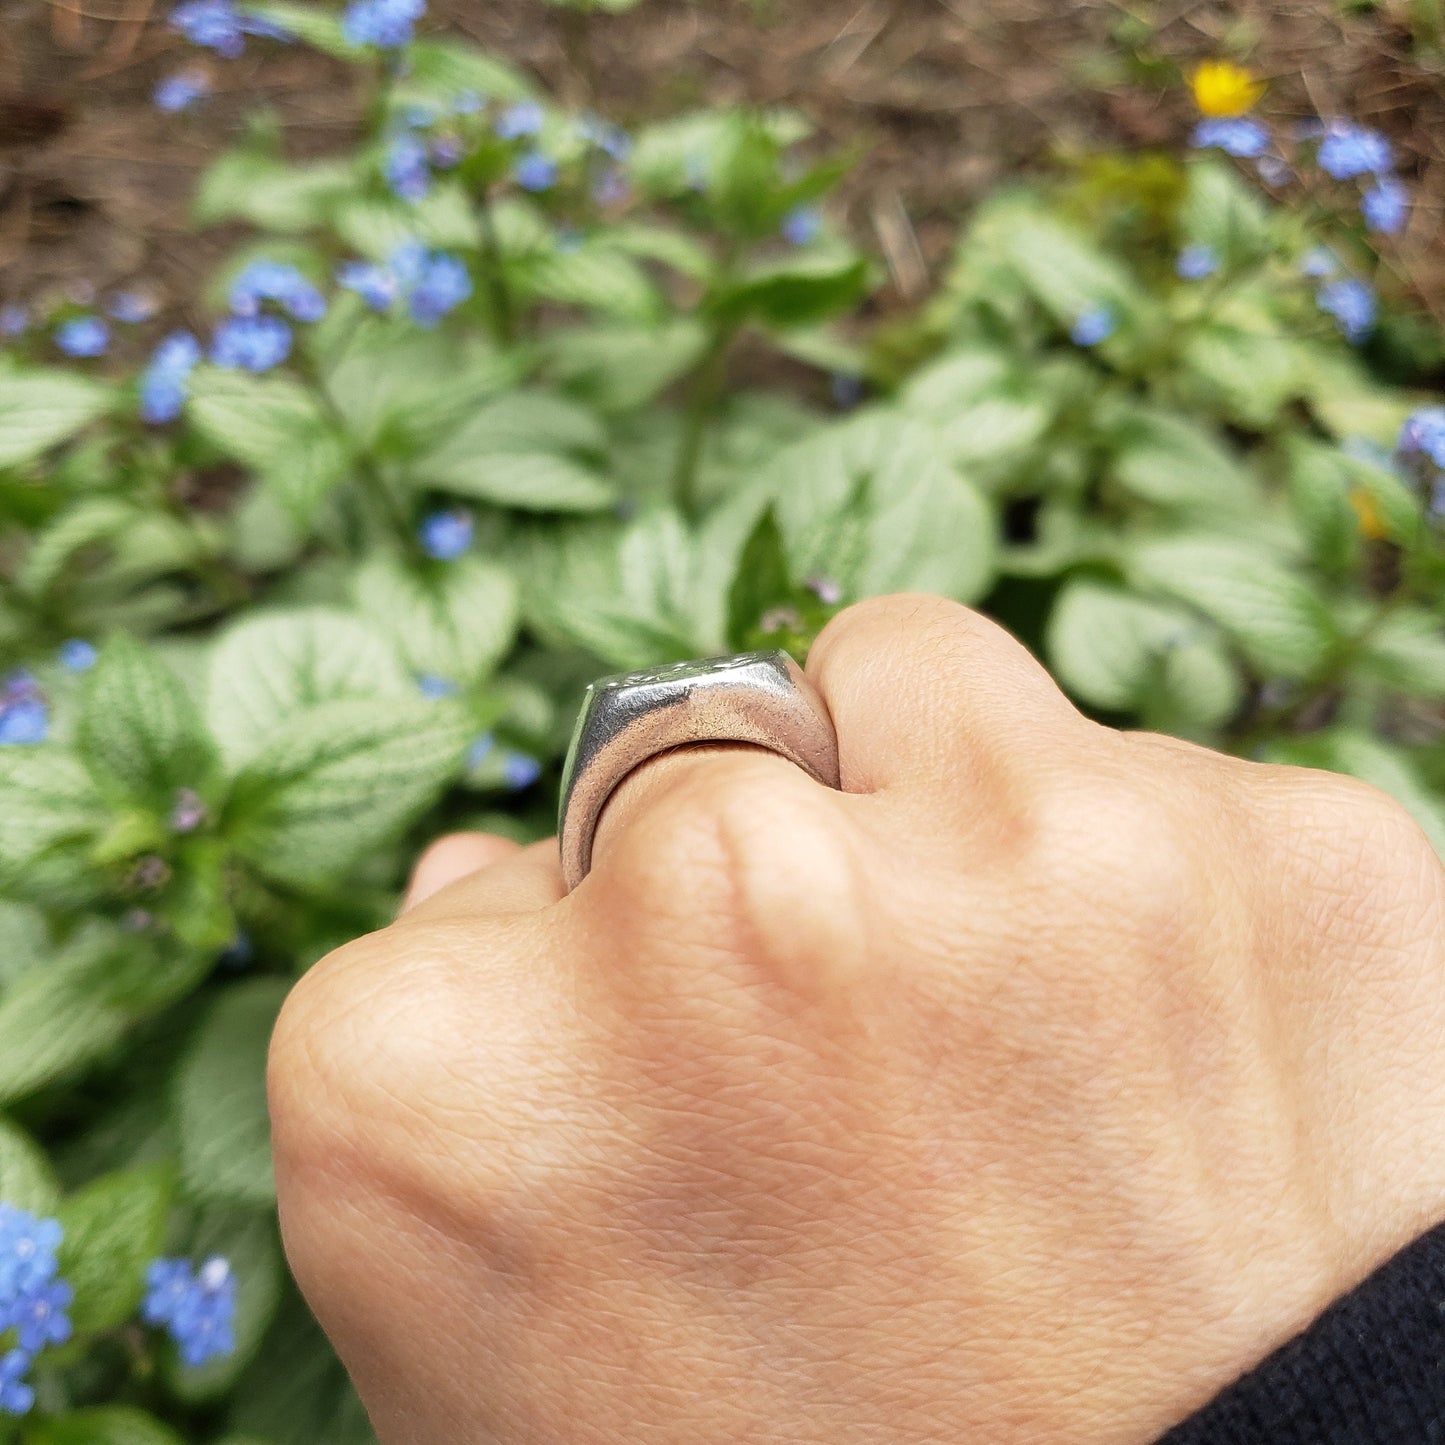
[[558, 649, 839, 892]]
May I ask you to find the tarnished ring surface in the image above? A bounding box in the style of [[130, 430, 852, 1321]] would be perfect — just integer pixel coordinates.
[[558, 650, 839, 892]]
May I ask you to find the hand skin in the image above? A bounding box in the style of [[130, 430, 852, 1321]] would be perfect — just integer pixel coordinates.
[[268, 594, 1445, 1445]]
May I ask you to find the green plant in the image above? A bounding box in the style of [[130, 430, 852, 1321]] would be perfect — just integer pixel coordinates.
[[0, 5, 1441, 1439]]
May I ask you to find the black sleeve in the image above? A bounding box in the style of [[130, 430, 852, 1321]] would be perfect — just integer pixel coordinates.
[[1157, 1219, 1445, 1444]]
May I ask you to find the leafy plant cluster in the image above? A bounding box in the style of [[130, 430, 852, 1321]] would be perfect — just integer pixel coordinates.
[[0, 3, 1442, 1439]]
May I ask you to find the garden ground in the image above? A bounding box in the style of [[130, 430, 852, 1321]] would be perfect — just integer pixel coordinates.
[[1, 0, 1442, 330]]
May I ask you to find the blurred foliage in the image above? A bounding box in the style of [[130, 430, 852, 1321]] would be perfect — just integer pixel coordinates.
[[0, 3, 1442, 1438]]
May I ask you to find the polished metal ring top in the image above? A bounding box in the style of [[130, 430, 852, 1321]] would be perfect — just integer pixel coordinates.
[[558, 649, 839, 892]]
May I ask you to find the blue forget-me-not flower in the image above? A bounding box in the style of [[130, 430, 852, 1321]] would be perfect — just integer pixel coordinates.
[[339, 242, 470, 327], [0, 673, 47, 747], [1316, 277, 1376, 343], [228, 259, 326, 322], [0, 1203, 71, 1413], [1070, 306, 1117, 347], [495, 99, 543, 139], [54, 316, 109, 357], [211, 314, 291, 372], [0, 305, 26, 337], [1361, 176, 1408, 235], [502, 750, 542, 791], [154, 70, 210, 112], [107, 289, 158, 323], [1190, 118, 1269, 157], [781, 204, 822, 246], [170, 0, 288, 57], [385, 129, 432, 201], [341, 0, 424, 48], [1316, 120, 1392, 180], [58, 639, 97, 672], [418, 507, 473, 560], [513, 152, 558, 192], [140, 330, 202, 424], [0, 1350, 32, 1417], [1175, 244, 1220, 280], [142, 1256, 237, 1368], [1400, 408, 1445, 469]]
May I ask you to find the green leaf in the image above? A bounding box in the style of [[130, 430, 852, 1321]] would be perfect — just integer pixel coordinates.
[[206, 608, 412, 771], [418, 389, 608, 459], [193, 145, 356, 231], [521, 241, 663, 322], [399, 38, 534, 104], [1284, 436, 1359, 574], [708, 251, 871, 330], [1046, 579, 1242, 727], [727, 507, 793, 650], [413, 448, 615, 512], [1179, 159, 1271, 264], [1108, 410, 1258, 513], [17, 498, 136, 598], [78, 636, 217, 807], [1359, 609, 1445, 699], [228, 699, 473, 887], [1181, 324, 1306, 431], [242, 1, 358, 56], [0, 930, 133, 1105], [0, 370, 111, 468], [900, 349, 1053, 468], [542, 320, 706, 412], [1128, 536, 1337, 679], [187, 368, 350, 524], [352, 556, 520, 686], [27, 1407, 184, 1445], [56, 1161, 173, 1332], [175, 981, 289, 1208], [0, 1113, 60, 1213], [0, 749, 108, 905], [164, 1207, 284, 1400]]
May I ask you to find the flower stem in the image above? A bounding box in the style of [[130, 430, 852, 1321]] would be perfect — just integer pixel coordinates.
[[477, 192, 517, 346], [671, 320, 738, 521]]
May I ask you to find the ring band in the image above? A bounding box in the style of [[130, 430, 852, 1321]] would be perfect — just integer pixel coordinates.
[[558, 649, 840, 892]]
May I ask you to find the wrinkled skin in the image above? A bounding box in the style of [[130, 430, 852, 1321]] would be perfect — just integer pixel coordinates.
[[269, 594, 1445, 1444]]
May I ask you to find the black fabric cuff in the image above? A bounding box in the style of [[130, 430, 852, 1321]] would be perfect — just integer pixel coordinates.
[[1157, 1218, 1445, 1444]]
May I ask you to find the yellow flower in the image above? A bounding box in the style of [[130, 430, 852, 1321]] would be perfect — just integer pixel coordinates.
[[1348, 486, 1388, 541], [1190, 61, 1266, 118]]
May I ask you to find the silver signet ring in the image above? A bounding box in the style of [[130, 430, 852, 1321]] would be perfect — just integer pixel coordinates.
[[558, 649, 840, 892]]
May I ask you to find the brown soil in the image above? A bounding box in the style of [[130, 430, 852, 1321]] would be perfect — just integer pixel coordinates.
[[0, 0, 1440, 326]]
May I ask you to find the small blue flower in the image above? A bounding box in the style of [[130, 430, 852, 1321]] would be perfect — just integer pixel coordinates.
[[418, 507, 473, 560], [1316, 276, 1376, 343], [0, 305, 26, 337], [154, 70, 210, 112], [228, 260, 326, 322], [575, 114, 631, 161], [554, 226, 584, 254], [1070, 305, 1117, 347], [1255, 154, 1292, 187], [502, 750, 542, 791], [139, 329, 201, 424], [1361, 176, 1408, 235], [1317, 120, 1392, 180], [341, 0, 424, 48], [0, 702, 48, 747], [429, 134, 464, 169], [385, 131, 431, 201], [58, 639, 97, 671], [336, 259, 398, 311], [5, 1278, 72, 1353], [1299, 246, 1339, 278], [495, 100, 543, 140], [0, 1350, 32, 1417], [684, 154, 709, 192], [1175, 244, 1220, 280], [0, 1205, 63, 1302], [513, 152, 558, 192], [590, 168, 629, 207], [54, 316, 109, 357], [780, 204, 822, 246], [142, 1256, 236, 1369], [416, 673, 459, 699], [805, 574, 844, 605], [405, 251, 471, 327], [466, 733, 495, 768], [107, 289, 158, 323], [1190, 118, 1269, 158], [171, 0, 245, 55], [452, 89, 483, 115], [211, 314, 291, 372], [1399, 407, 1445, 469], [169, 788, 207, 834]]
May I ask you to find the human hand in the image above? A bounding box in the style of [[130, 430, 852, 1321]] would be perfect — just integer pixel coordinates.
[[268, 594, 1445, 1444]]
